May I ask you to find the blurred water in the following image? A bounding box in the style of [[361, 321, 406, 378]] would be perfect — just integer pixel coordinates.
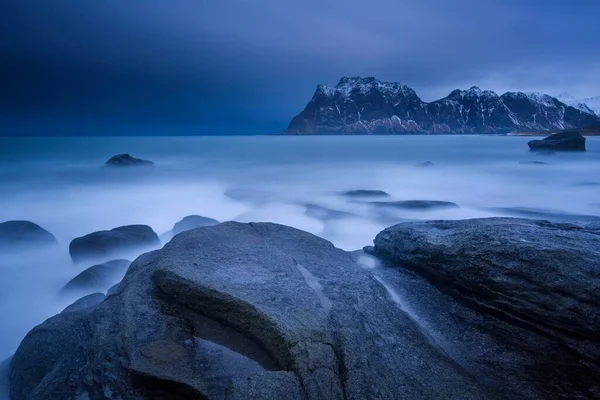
[[0, 135, 599, 387]]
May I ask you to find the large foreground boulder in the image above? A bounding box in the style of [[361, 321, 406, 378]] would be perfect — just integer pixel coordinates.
[[367, 217, 600, 399], [0, 221, 57, 251], [69, 225, 160, 263], [105, 154, 154, 166], [60, 259, 131, 295], [528, 131, 586, 151], [11, 222, 490, 400]]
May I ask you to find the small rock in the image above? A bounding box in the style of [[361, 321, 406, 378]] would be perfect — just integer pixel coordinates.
[[172, 215, 219, 235], [365, 200, 459, 210], [416, 161, 435, 167], [69, 225, 160, 263], [341, 190, 390, 198], [0, 220, 57, 251], [61, 259, 131, 295], [105, 154, 154, 167]]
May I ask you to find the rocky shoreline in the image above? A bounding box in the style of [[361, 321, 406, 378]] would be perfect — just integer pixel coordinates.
[[2, 216, 598, 399]]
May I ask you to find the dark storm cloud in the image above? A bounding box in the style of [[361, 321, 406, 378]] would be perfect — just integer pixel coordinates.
[[1, 0, 599, 134]]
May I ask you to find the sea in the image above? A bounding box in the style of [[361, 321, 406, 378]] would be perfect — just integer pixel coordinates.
[[0, 134, 599, 396]]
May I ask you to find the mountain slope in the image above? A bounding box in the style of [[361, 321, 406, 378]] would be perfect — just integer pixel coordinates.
[[556, 93, 600, 116], [287, 77, 600, 135]]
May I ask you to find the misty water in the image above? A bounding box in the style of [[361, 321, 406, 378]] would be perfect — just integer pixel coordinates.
[[1, 135, 599, 394]]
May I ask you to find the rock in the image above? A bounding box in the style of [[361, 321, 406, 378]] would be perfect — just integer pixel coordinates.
[[416, 161, 435, 167], [528, 131, 586, 151], [60, 259, 131, 295], [364, 200, 459, 210], [0, 221, 57, 251], [341, 190, 390, 198], [172, 215, 219, 236], [519, 161, 549, 165], [61, 293, 106, 314], [304, 204, 355, 221], [69, 225, 160, 263], [11, 222, 491, 400], [105, 153, 154, 166], [368, 217, 600, 399]]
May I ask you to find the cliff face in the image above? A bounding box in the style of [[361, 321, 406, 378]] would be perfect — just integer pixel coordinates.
[[286, 77, 600, 134]]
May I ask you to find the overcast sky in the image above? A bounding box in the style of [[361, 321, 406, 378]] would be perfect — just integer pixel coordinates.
[[1, 0, 599, 134]]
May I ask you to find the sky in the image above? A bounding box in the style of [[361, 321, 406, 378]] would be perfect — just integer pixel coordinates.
[[1, 0, 599, 135]]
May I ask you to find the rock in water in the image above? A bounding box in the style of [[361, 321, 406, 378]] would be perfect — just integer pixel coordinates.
[[11, 222, 490, 400], [341, 189, 390, 198], [368, 217, 600, 399], [69, 225, 160, 263], [366, 200, 459, 210], [0, 221, 57, 251], [528, 131, 586, 151], [105, 154, 154, 166], [172, 215, 219, 235], [416, 161, 435, 167], [61, 259, 131, 295]]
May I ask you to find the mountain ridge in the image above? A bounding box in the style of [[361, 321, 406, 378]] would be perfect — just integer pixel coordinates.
[[286, 77, 600, 135]]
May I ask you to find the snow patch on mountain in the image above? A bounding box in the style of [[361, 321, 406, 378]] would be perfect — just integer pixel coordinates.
[[556, 93, 600, 116]]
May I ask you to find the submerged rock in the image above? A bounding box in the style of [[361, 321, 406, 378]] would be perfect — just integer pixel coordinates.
[[172, 215, 219, 235], [304, 204, 355, 221], [487, 206, 600, 223], [61, 293, 106, 314], [69, 225, 160, 263], [0, 221, 57, 251], [365, 200, 459, 210], [105, 153, 154, 166], [341, 190, 390, 198], [528, 131, 586, 151], [61, 259, 131, 295], [368, 217, 600, 399], [519, 161, 549, 165], [11, 222, 490, 400], [415, 161, 435, 167]]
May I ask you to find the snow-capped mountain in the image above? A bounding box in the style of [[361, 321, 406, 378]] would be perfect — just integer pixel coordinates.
[[286, 77, 600, 134], [556, 93, 600, 116]]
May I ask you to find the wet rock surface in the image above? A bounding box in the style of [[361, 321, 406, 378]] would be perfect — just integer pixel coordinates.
[[11, 222, 491, 400], [69, 225, 160, 263], [368, 217, 600, 399]]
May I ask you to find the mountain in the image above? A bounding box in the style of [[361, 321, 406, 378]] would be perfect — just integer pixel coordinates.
[[556, 93, 600, 116], [286, 77, 600, 135]]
